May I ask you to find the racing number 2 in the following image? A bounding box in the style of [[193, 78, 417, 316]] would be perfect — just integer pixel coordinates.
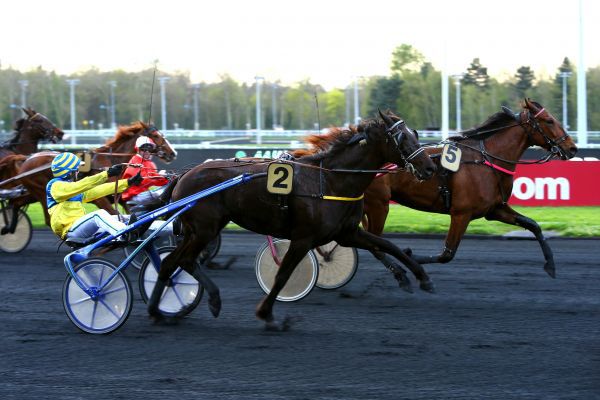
[[267, 163, 294, 194]]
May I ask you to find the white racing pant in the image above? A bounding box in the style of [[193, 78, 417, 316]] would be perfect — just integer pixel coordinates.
[[66, 209, 172, 240]]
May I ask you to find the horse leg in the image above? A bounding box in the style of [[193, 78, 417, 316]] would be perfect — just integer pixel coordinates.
[[1, 206, 18, 235], [2, 195, 30, 234], [336, 229, 434, 293], [180, 235, 223, 318], [407, 213, 471, 265], [147, 240, 188, 321], [256, 238, 313, 330], [485, 204, 555, 278]]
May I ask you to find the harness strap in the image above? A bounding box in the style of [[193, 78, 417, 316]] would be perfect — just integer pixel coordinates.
[[483, 160, 515, 176], [322, 194, 364, 201]]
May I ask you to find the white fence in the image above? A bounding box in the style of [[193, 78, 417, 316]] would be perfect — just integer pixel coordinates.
[[2, 129, 600, 149]]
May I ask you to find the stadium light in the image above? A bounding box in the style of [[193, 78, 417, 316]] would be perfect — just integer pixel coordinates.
[[255, 76, 264, 144], [158, 77, 170, 131]]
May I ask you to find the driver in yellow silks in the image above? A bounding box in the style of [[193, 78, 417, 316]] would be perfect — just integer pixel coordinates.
[[46, 152, 142, 240]]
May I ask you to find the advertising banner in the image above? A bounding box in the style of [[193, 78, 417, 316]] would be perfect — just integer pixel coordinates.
[[509, 161, 600, 206]]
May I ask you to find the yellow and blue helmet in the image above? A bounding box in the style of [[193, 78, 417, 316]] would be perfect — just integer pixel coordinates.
[[51, 152, 81, 178]]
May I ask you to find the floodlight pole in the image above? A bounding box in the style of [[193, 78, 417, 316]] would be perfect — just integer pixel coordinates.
[[158, 77, 170, 131]]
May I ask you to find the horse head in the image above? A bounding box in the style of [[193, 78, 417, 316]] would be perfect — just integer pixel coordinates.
[[21, 108, 64, 144], [141, 122, 177, 163], [522, 99, 577, 160], [376, 110, 436, 180]]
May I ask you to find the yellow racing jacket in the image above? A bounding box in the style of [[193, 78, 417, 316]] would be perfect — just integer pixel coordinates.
[[46, 171, 129, 238]]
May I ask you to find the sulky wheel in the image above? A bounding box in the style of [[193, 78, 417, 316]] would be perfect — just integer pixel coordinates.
[[138, 246, 204, 318], [254, 238, 318, 302], [123, 232, 175, 270], [314, 241, 359, 290], [62, 258, 133, 334], [0, 208, 32, 253]]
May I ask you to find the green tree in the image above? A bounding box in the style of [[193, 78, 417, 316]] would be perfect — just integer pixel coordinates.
[[463, 58, 490, 89], [513, 66, 535, 98], [390, 44, 425, 75], [366, 76, 402, 117]]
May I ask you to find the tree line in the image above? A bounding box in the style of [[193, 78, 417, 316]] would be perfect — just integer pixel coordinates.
[[0, 44, 598, 132]]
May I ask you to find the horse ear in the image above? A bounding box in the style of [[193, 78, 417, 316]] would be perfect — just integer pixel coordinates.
[[22, 107, 34, 117], [378, 109, 394, 127], [501, 106, 519, 121]]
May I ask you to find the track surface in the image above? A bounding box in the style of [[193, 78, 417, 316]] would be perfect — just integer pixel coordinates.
[[0, 231, 598, 399]]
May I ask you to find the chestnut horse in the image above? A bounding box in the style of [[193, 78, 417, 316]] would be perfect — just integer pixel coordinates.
[[149, 111, 436, 330], [362, 99, 577, 278], [1, 121, 176, 234], [0, 108, 64, 182]]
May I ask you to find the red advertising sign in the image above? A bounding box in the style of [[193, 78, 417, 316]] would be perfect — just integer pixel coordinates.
[[509, 161, 600, 206]]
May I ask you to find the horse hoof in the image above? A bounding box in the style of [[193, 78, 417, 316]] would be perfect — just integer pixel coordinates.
[[420, 280, 435, 293], [403, 247, 413, 257], [394, 272, 413, 293], [264, 316, 297, 332], [398, 279, 413, 293], [0, 227, 9, 235], [208, 296, 222, 318], [148, 308, 181, 325], [544, 262, 556, 279]]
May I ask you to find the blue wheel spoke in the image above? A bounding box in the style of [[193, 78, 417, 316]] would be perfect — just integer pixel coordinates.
[[98, 298, 122, 320], [70, 294, 95, 305], [101, 285, 127, 296], [91, 301, 99, 327], [172, 287, 187, 307]]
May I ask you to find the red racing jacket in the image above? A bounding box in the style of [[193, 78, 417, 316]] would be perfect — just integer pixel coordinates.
[[121, 154, 169, 201]]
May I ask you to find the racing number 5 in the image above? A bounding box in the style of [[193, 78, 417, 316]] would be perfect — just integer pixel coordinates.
[[444, 146, 457, 163]]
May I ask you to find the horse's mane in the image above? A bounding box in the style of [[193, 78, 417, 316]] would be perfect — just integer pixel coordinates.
[[291, 118, 385, 160], [95, 121, 148, 152], [449, 111, 516, 141]]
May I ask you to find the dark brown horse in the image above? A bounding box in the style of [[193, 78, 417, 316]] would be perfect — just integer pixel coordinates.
[[0, 108, 64, 182], [148, 111, 437, 330], [362, 99, 577, 278], [1, 121, 176, 234]]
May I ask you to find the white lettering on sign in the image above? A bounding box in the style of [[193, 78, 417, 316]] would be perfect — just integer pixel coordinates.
[[512, 177, 570, 200]]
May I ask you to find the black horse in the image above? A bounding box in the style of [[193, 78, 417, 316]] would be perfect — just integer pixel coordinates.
[[149, 110, 437, 330]]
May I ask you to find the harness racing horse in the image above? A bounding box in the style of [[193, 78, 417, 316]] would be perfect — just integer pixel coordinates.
[[149, 110, 437, 330], [1, 121, 176, 234], [0, 108, 64, 182], [362, 99, 577, 278]]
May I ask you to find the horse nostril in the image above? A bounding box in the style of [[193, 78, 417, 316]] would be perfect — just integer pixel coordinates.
[[569, 146, 577, 156]]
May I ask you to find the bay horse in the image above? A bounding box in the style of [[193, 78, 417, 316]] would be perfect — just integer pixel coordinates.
[[1, 121, 176, 234], [0, 108, 64, 182], [362, 99, 577, 278], [149, 110, 437, 330]]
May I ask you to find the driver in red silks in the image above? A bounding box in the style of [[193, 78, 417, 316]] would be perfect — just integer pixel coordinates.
[[121, 136, 169, 202]]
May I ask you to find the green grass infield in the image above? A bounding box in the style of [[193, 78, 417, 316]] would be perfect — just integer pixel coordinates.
[[23, 203, 600, 237]]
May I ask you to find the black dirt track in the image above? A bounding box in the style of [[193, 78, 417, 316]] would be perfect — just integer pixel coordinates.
[[0, 230, 598, 399]]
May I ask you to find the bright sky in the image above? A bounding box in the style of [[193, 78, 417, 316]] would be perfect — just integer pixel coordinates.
[[1, 0, 598, 89]]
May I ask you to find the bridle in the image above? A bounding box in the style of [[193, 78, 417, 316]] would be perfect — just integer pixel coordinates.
[[386, 119, 426, 178], [2, 113, 62, 148], [25, 113, 63, 144], [143, 125, 176, 162], [523, 107, 571, 159]]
